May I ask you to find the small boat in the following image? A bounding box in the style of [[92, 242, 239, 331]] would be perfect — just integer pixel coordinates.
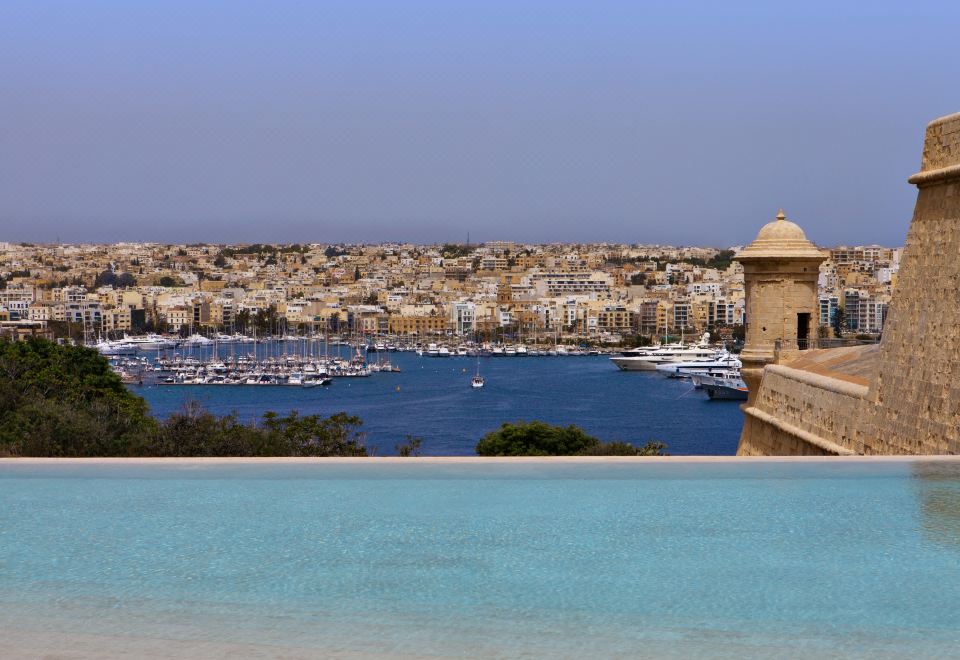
[[471, 339, 485, 388], [695, 371, 749, 400]]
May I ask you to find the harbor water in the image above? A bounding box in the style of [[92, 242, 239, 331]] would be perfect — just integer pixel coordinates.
[[2, 459, 959, 658], [135, 351, 744, 455]]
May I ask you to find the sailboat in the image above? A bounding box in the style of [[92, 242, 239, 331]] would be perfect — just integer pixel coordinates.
[[471, 334, 485, 388]]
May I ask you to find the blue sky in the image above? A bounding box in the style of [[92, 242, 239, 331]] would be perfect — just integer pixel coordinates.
[[1, 1, 958, 246]]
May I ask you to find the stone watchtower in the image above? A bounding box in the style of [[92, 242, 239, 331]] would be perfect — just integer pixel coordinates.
[[735, 210, 827, 406]]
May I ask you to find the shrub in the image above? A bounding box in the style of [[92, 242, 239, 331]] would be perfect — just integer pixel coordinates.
[[475, 421, 666, 456]]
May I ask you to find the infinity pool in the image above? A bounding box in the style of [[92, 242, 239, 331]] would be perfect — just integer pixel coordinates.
[[2, 459, 959, 658]]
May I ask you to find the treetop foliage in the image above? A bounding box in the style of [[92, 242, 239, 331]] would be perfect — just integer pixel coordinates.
[[475, 421, 666, 456], [95, 268, 136, 288], [0, 338, 369, 457], [441, 244, 475, 259]]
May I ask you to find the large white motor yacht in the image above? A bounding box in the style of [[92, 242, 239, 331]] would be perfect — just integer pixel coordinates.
[[122, 333, 179, 351], [610, 333, 718, 371], [654, 352, 742, 378]]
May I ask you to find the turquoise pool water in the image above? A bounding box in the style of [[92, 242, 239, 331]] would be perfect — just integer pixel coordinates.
[[2, 460, 959, 657]]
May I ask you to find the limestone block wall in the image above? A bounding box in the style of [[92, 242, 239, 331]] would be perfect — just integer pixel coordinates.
[[864, 112, 960, 455], [738, 112, 960, 457], [738, 365, 865, 456]]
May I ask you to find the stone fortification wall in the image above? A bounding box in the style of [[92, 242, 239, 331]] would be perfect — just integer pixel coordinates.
[[740, 112, 960, 456], [739, 365, 864, 456], [864, 112, 960, 455]]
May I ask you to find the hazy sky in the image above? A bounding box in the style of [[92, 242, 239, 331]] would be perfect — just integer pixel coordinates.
[[2, 1, 958, 246]]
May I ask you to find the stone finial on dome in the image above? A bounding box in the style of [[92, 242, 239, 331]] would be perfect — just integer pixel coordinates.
[[735, 209, 827, 261]]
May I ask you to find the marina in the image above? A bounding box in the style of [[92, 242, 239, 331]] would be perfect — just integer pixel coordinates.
[[135, 349, 745, 456], [100, 333, 647, 386]]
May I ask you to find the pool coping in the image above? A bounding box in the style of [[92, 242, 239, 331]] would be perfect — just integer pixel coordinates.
[[2, 455, 960, 464]]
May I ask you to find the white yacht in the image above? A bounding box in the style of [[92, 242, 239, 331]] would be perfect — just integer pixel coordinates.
[[183, 333, 214, 346], [693, 371, 749, 400], [117, 333, 179, 351], [610, 333, 718, 371], [654, 352, 742, 378], [93, 339, 138, 355]]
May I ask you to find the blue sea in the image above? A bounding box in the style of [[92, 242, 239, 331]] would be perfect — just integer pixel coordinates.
[[2, 460, 960, 657], [135, 352, 744, 455]]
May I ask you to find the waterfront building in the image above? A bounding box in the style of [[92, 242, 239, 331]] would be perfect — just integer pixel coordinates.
[[2, 225, 893, 346], [818, 296, 839, 328]]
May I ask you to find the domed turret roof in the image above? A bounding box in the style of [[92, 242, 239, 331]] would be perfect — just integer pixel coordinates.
[[735, 209, 827, 261]]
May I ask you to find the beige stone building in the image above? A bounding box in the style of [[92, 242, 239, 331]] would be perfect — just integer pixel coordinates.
[[738, 111, 960, 455]]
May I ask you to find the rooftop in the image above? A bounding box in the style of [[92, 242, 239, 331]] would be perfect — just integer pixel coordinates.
[[735, 209, 829, 262], [784, 343, 880, 387]]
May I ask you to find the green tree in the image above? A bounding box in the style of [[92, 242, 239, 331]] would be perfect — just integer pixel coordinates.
[[0, 338, 157, 456], [158, 275, 183, 287], [832, 308, 845, 338], [0, 338, 371, 458], [475, 421, 666, 456], [395, 435, 422, 457], [260, 410, 368, 456], [441, 244, 474, 259]]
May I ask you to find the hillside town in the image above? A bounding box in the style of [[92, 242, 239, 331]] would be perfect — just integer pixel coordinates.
[[0, 238, 899, 344]]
